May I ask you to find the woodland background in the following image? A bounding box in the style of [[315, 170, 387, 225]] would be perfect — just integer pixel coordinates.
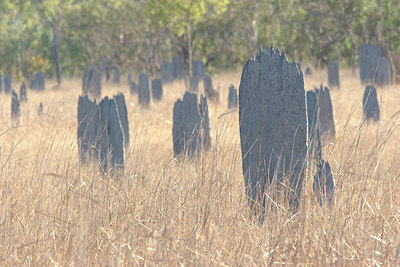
[[1, 0, 399, 81]]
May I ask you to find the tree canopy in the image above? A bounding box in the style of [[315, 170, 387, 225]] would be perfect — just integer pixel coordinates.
[[1, 0, 399, 80]]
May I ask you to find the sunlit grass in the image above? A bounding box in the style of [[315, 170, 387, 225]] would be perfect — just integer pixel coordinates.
[[0, 68, 399, 265]]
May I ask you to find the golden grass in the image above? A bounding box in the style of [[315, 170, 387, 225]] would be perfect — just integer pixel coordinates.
[[0, 68, 399, 265]]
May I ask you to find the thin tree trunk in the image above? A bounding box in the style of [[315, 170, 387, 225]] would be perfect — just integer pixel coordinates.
[[250, 0, 259, 52], [155, 30, 161, 71], [187, 24, 192, 77], [348, 28, 357, 75], [145, 27, 151, 74], [52, 24, 61, 85]]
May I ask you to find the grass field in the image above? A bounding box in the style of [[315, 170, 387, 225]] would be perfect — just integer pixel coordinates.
[[0, 67, 399, 265]]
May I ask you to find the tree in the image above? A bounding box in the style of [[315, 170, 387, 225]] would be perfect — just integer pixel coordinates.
[[145, 0, 229, 75], [32, 0, 78, 85]]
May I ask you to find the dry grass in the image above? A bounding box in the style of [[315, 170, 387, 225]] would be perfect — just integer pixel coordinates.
[[0, 67, 399, 265]]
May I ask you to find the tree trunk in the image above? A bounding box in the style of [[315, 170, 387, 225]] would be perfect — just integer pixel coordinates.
[[250, 0, 259, 52], [145, 27, 151, 75], [52, 24, 61, 85], [187, 24, 192, 77], [156, 30, 161, 71]]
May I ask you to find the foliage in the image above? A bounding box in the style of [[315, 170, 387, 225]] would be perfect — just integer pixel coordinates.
[[1, 0, 400, 78]]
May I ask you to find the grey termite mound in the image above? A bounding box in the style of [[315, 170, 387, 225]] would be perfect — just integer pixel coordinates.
[[239, 47, 308, 215]]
